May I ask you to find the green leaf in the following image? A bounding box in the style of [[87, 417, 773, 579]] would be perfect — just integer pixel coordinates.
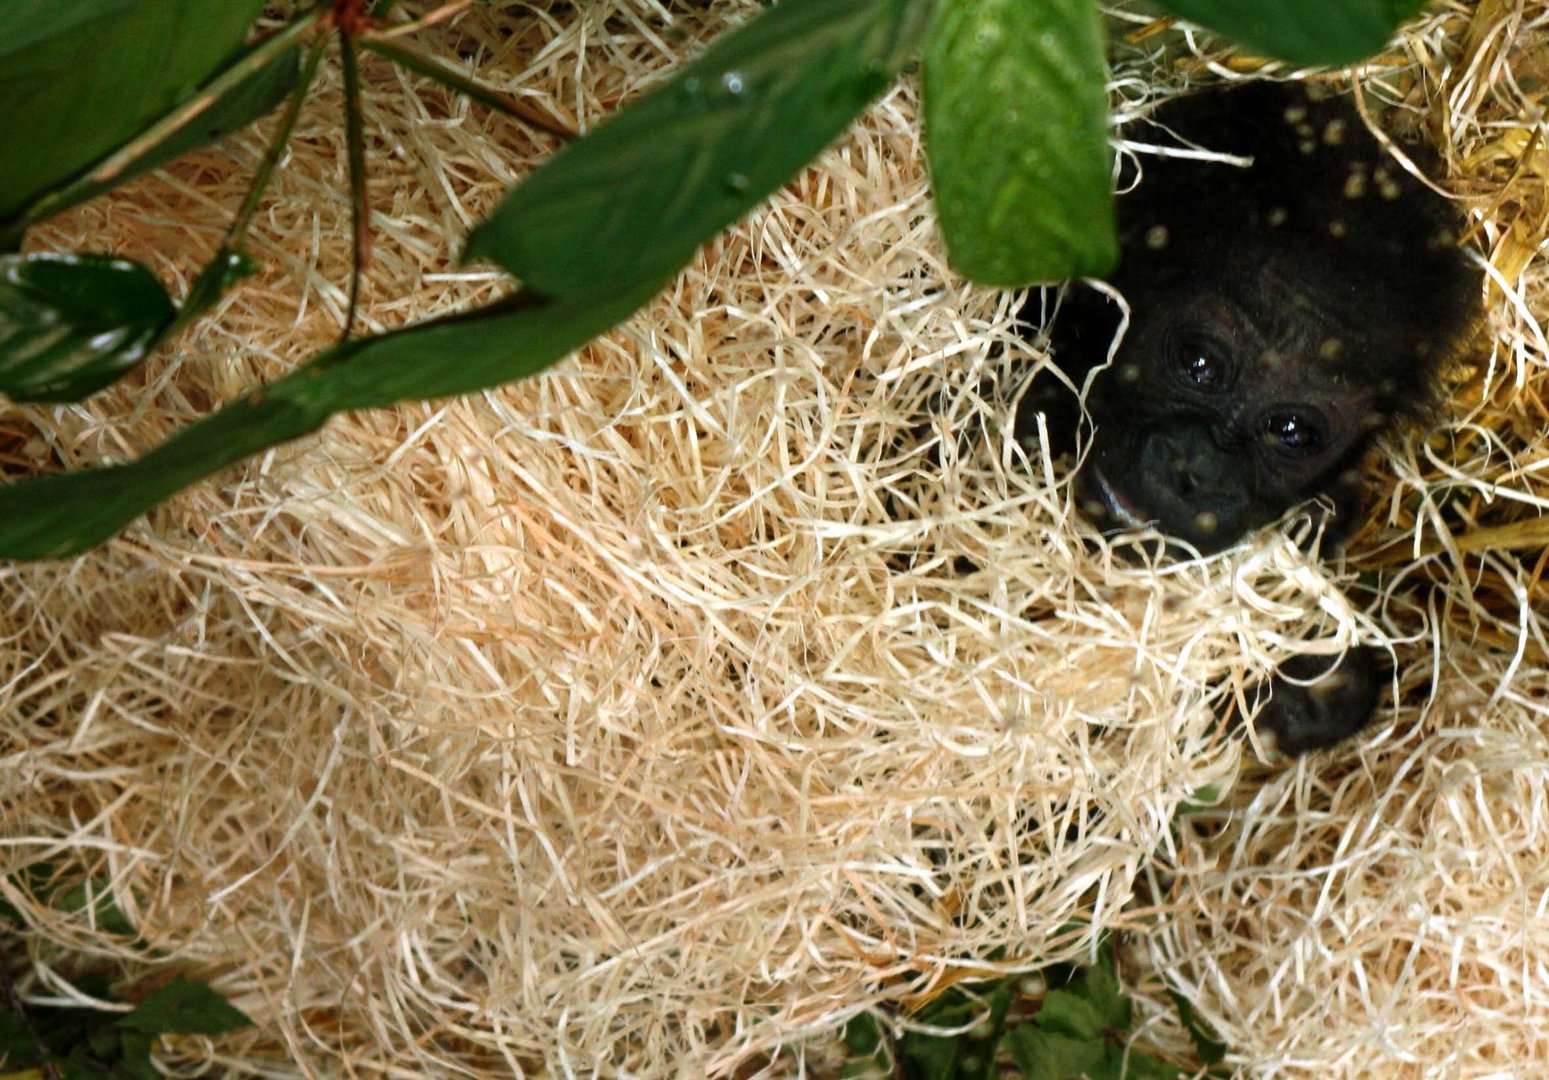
[[1092, 935, 1117, 978], [1084, 1043, 1185, 1080], [1, 863, 137, 939], [1177, 780, 1225, 816], [1064, 965, 1132, 1033], [0, 1006, 35, 1058], [843, 1011, 887, 1057], [0, 0, 939, 561], [1121, 1047, 1186, 1079], [50, 877, 137, 939], [59, 1057, 116, 1080], [0, 253, 175, 403], [173, 249, 261, 335], [899, 1031, 962, 1080], [897, 980, 1012, 1080], [465, 0, 933, 298], [89, 1028, 121, 1059], [7, 46, 300, 237], [122, 977, 251, 1037], [0, 988, 120, 1072], [1086, 1044, 1126, 1080], [0, 281, 656, 559], [1, 0, 136, 57], [922, 0, 1114, 285], [0, 384, 327, 561], [0, 969, 249, 1079], [1004, 1025, 1105, 1080], [1034, 988, 1105, 1041], [0, 0, 268, 219], [1154, 0, 1426, 66], [839, 1011, 893, 1078], [112, 1029, 159, 1080], [958, 982, 1013, 1080], [1166, 988, 1228, 1065], [915, 982, 1000, 1028]]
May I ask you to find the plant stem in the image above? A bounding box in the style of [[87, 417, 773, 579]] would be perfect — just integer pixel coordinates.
[[89, 9, 325, 186], [362, 37, 575, 140], [340, 26, 370, 339], [226, 32, 332, 249]]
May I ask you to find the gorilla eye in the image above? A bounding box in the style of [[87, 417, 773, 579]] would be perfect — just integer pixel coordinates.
[[1176, 335, 1227, 388], [1264, 411, 1323, 454]]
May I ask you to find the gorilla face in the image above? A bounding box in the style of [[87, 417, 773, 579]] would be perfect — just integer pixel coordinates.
[[1073, 278, 1383, 553], [1009, 81, 1482, 754], [1020, 82, 1479, 556]]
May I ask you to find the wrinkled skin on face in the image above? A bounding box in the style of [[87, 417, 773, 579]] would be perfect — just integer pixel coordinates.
[[1015, 82, 1480, 754], [1018, 82, 1479, 556]]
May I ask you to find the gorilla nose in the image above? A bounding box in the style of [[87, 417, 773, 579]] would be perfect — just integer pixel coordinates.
[[1140, 426, 1253, 541], [1160, 430, 1235, 496], [1168, 453, 1207, 496]]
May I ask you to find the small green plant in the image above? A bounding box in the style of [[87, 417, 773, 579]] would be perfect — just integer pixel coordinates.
[[0, 973, 254, 1080], [838, 937, 1228, 1079], [0, 0, 1426, 559], [0, 863, 139, 944], [1, 863, 252, 1079]]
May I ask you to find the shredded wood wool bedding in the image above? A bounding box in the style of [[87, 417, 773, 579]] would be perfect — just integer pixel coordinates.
[[2, 2, 1547, 1076]]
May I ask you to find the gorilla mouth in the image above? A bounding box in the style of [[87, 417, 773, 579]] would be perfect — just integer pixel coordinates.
[[1083, 464, 1151, 529]]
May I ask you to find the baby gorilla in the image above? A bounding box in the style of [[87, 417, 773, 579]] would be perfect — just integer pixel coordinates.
[[1017, 82, 1480, 753]]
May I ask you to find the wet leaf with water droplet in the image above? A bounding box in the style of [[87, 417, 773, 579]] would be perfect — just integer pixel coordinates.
[[922, 0, 1114, 285], [466, 0, 934, 299], [0, 0, 940, 559], [173, 247, 260, 333], [0, 253, 175, 402], [1155, 0, 1425, 65]]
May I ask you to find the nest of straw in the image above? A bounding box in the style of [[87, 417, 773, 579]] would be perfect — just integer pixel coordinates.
[[2, 1, 1547, 1076]]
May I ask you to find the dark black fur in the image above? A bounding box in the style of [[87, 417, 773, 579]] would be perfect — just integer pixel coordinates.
[[1253, 648, 1385, 756], [1018, 83, 1480, 754]]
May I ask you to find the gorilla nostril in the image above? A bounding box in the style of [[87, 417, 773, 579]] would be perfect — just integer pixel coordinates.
[[1168, 452, 1206, 497]]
